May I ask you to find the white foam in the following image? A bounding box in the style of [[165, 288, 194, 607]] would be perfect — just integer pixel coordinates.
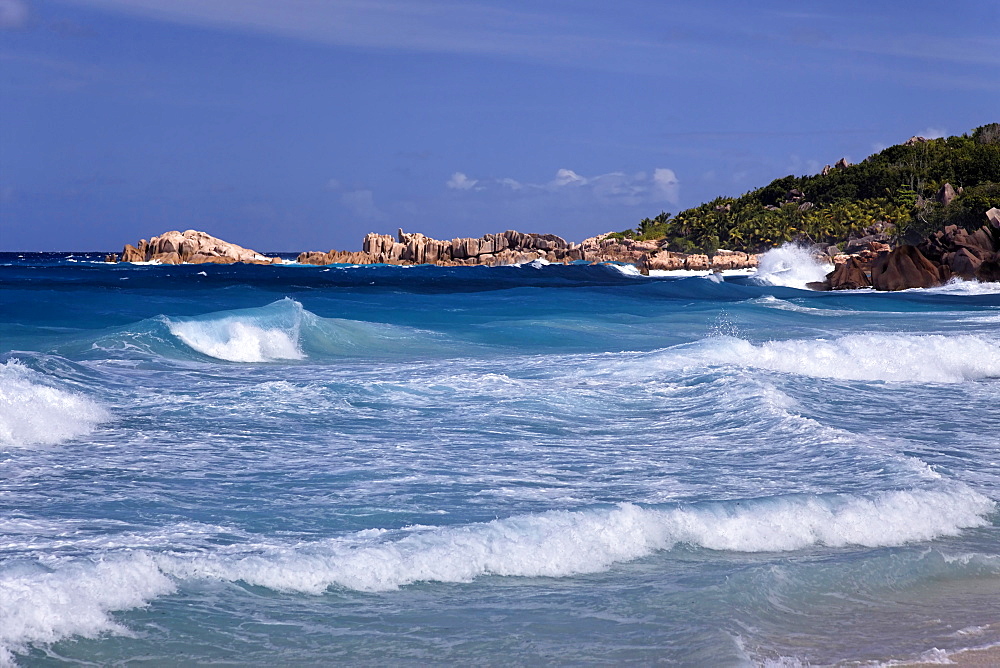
[[0, 554, 175, 663], [647, 269, 756, 278], [653, 333, 1000, 383], [752, 244, 832, 289], [1, 487, 989, 660], [166, 304, 305, 363], [155, 486, 992, 593], [921, 277, 1000, 295], [601, 262, 642, 277], [0, 360, 110, 448]]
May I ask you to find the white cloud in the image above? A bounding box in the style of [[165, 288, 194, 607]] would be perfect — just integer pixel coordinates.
[[651, 168, 679, 203], [918, 127, 946, 139], [551, 168, 587, 187], [446, 172, 480, 191], [498, 177, 523, 191], [449, 167, 680, 205]]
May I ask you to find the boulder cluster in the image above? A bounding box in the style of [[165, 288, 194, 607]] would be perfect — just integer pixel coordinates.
[[297, 229, 585, 266], [111, 230, 280, 265], [811, 208, 1000, 291]]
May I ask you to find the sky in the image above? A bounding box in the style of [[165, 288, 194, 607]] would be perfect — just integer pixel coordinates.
[[1, 0, 998, 251]]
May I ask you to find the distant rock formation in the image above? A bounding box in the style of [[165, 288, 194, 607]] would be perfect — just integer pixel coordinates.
[[116, 230, 281, 265], [298, 229, 585, 267], [298, 229, 761, 271]]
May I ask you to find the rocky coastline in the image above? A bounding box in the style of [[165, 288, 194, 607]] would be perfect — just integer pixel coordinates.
[[109, 207, 1000, 292], [809, 208, 1000, 291], [296, 229, 761, 273]]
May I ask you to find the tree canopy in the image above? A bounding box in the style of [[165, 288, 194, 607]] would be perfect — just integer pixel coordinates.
[[610, 123, 1000, 253]]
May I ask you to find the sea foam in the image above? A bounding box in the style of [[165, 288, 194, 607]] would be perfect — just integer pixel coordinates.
[[178, 486, 991, 593], [0, 486, 990, 661], [0, 555, 174, 665], [752, 244, 832, 289], [0, 360, 110, 447], [651, 333, 1000, 383]]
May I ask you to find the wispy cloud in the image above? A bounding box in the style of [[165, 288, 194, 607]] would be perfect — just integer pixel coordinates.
[[450, 167, 680, 206], [59, 0, 628, 66]]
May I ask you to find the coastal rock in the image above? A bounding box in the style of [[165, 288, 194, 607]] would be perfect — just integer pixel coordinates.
[[986, 207, 1000, 228], [684, 254, 710, 271], [300, 229, 579, 267], [936, 183, 959, 206], [976, 258, 1000, 282], [645, 251, 686, 271], [826, 257, 871, 290], [870, 245, 946, 291], [121, 244, 144, 262], [944, 248, 982, 279], [302, 229, 760, 271], [121, 230, 277, 265]]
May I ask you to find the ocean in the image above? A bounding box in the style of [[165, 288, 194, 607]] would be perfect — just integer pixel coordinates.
[[1, 247, 998, 666]]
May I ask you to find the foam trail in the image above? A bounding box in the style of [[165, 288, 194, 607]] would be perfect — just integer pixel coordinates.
[[922, 277, 1000, 295], [0, 487, 991, 661], [0, 360, 110, 447], [165, 299, 305, 362], [651, 333, 1000, 383], [157, 486, 993, 593], [752, 244, 832, 289]]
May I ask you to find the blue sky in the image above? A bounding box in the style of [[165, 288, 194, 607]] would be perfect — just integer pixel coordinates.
[[1, 0, 997, 251]]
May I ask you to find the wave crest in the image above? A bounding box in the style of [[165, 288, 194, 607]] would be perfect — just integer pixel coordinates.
[[1, 486, 991, 660], [650, 333, 1000, 383], [0, 360, 110, 447], [165, 298, 305, 362]]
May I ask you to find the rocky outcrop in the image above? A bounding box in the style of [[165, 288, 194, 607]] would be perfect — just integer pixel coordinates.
[[918, 222, 1000, 281], [297, 229, 762, 271], [298, 229, 585, 267], [825, 257, 872, 290], [871, 245, 949, 291], [117, 230, 280, 265], [810, 210, 1000, 291]]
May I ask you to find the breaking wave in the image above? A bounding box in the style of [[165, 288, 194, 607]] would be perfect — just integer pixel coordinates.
[[647, 332, 1000, 383], [1, 485, 991, 661], [165, 301, 306, 362], [0, 360, 110, 448], [751, 244, 832, 290], [86, 298, 465, 363]]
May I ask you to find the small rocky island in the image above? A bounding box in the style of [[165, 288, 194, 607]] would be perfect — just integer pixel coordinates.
[[109, 229, 283, 265]]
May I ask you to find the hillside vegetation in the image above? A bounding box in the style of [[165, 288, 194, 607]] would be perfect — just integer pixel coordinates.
[[611, 123, 1000, 253]]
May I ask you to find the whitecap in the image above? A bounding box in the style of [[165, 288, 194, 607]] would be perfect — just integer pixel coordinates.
[[0, 554, 174, 663], [0, 360, 110, 447], [649, 333, 1000, 383], [152, 486, 993, 593]]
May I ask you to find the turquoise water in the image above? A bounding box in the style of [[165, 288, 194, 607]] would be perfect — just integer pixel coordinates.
[[2, 249, 999, 666]]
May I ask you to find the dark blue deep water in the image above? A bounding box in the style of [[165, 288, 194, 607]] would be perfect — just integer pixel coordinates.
[[2, 249, 999, 666]]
